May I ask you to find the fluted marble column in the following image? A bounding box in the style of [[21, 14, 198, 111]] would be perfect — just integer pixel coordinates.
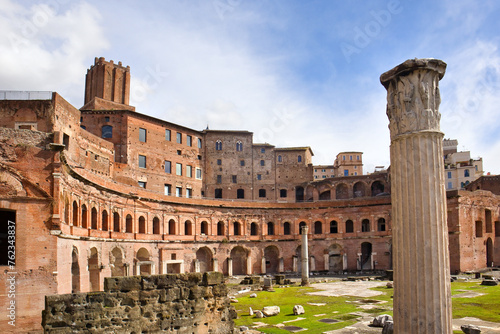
[[380, 59, 452, 333], [301, 226, 310, 286]]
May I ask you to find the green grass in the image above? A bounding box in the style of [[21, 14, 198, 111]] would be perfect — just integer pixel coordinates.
[[233, 284, 392, 333], [451, 282, 500, 322], [232, 281, 500, 334]]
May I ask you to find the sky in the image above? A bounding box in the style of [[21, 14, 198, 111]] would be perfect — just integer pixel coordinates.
[[1, 0, 500, 174]]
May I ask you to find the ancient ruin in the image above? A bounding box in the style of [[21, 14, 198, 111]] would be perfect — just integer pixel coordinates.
[[0, 57, 498, 333], [42, 272, 235, 333], [381, 58, 452, 332]]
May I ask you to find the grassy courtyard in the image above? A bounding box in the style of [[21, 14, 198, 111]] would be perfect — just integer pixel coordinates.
[[232, 280, 500, 334]]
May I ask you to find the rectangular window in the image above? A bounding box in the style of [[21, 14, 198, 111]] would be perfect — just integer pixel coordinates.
[[176, 187, 182, 197], [232, 175, 237, 183], [186, 165, 192, 178], [240, 160, 245, 166], [187, 135, 192, 147], [322, 169, 326, 172], [139, 128, 147, 142], [217, 175, 222, 184], [259, 189, 266, 197], [215, 188, 222, 198], [280, 189, 287, 198], [217, 159, 222, 165], [198, 138, 202, 148], [261, 148, 265, 153], [165, 129, 171, 141], [176, 132, 182, 144], [138, 181, 146, 188], [139, 155, 146, 168], [164, 184, 171, 196], [165, 160, 171, 173], [260, 160, 265, 166], [196, 168, 202, 180], [448, 171, 452, 179], [186, 188, 192, 198], [344, 169, 348, 176], [257, 174, 262, 180], [176, 163, 182, 176], [350, 155, 352, 160], [448, 182, 452, 189], [357, 155, 360, 160], [104, 116, 110, 122]]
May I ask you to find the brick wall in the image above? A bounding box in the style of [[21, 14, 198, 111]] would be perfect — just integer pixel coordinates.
[[42, 272, 235, 334]]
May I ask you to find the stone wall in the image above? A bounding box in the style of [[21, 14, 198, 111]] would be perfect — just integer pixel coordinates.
[[42, 272, 235, 334]]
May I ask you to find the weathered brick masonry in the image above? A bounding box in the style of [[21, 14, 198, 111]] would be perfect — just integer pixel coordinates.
[[0, 57, 499, 333], [42, 272, 235, 334]]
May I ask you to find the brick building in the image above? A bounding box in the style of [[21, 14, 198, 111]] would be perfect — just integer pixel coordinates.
[[443, 138, 483, 190], [0, 57, 499, 333], [313, 151, 364, 180]]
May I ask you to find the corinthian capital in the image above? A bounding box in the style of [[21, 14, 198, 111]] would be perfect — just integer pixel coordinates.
[[380, 58, 447, 140]]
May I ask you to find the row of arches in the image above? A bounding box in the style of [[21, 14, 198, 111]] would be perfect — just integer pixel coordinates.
[[64, 200, 389, 237], [296, 180, 388, 202], [71, 241, 382, 293]]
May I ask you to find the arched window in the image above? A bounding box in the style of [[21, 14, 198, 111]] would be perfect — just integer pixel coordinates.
[[299, 221, 307, 234], [314, 221, 322, 234], [267, 222, 274, 235], [153, 217, 160, 234], [113, 212, 120, 232], [277, 155, 282, 162], [215, 140, 222, 151], [283, 222, 291, 235], [217, 221, 224, 236], [236, 141, 243, 151], [101, 210, 108, 231], [330, 220, 338, 233], [168, 219, 176, 235], [250, 223, 258, 236], [101, 125, 113, 138], [139, 216, 146, 234], [81, 204, 88, 228], [185, 220, 193, 235], [377, 218, 386, 232], [361, 219, 370, 232], [72, 201, 79, 227], [298, 155, 302, 162], [125, 214, 133, 233], [200, 221, 208, 235], [345, 220, 354, 233], [91, 207, 98, 229], [233, 222, 241, 236]]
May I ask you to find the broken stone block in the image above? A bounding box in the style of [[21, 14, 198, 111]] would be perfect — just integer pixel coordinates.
[[293, 305, 305, 315], [249, 293, 257, 298], [249, 307, 253, 316], [254, 310, 264, 318], [386, 281, 393, 288], [382, 320, 393, 334], [372, 314, 393, 327], [262, 306, 280, 316], [461, 324, 481, 334], [481, 279, 498, 286]]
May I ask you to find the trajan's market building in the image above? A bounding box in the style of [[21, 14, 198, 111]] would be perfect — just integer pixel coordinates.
[[0, 57, 499, 332]]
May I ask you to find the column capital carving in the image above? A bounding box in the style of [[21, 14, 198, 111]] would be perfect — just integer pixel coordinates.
[[380, 58, 447, 140]]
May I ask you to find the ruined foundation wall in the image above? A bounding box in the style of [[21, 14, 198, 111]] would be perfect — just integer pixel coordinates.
[[42, 272, 235, 334]]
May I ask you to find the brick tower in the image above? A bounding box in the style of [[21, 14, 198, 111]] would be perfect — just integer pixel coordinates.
[[82, 57, 134, 111]]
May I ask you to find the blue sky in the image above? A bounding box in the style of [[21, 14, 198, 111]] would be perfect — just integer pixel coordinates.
[[1, 0, 500, 173]]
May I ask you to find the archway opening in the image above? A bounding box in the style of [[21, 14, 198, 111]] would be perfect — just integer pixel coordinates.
[[71, 248, 80, 293], [230, 246, 247, 275], [196, 247, 213, 272], [264, 245, 279, 274]]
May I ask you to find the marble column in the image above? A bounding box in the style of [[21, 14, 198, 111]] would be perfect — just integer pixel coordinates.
[[381, 58, 452, 333], [301, 226, 309, 286]]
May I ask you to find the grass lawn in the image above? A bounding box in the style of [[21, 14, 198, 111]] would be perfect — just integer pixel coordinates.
[[232, 281, 500, 334]]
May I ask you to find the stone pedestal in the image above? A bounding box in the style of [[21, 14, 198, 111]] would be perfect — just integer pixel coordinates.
[[381, 58, 452, 333], [301, 226, 309, 286]]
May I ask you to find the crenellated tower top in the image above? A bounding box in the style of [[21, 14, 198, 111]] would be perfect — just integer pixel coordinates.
[[83, 57, 131, 110]]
